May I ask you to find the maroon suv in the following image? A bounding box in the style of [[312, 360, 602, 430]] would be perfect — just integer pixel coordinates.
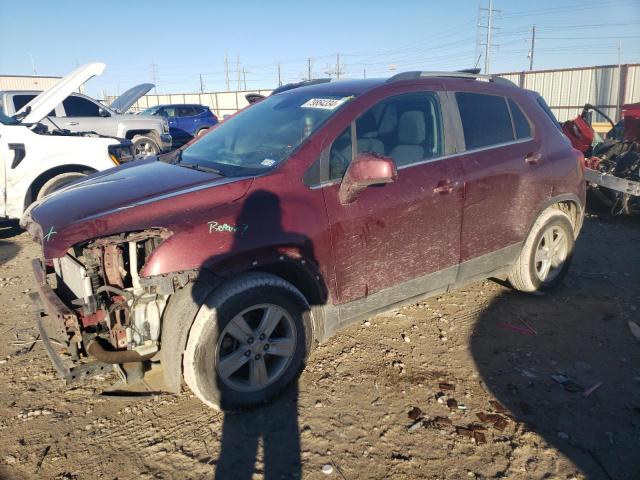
[[23, 71, 585, 409]]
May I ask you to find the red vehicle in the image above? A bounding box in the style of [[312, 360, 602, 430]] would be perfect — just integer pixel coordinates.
[[23, 71, 585, 409], [562, 103, 640, 215]]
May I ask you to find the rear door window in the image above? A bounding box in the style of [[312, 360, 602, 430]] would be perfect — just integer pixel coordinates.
[[62, 96, 100, 117], [455, 92, 514, 149], [13, 94, 56, 116], [508, 99, 532, 139]]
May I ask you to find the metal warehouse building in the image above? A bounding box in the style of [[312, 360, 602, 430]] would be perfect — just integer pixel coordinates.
[[0, 74, 61, 90]]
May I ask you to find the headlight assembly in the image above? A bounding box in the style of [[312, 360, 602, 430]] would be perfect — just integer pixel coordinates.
[[108, 140, 135, 165]]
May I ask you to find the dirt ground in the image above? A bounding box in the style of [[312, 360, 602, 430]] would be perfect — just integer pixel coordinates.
[[0, 214, 638, 480]]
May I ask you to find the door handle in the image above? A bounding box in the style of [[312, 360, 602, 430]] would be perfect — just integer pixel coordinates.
[[525, 152, 542, 165], [433, 180, 455, 194], [65, 121, 79, 126]]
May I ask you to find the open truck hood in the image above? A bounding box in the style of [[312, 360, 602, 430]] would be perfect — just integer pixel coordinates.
[[18, 62, 106, 124], [109, 83, 154, 113]]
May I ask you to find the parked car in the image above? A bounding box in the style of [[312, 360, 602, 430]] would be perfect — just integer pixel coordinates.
[[139, 104, 218, 146], [24, 70, 585, 410], [0, 64, 135, 220], [0, 64, 171, 159]]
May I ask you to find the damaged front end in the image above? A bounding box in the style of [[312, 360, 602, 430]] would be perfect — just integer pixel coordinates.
[[562, 103, 640, 216], [32, 228, 174, 384]]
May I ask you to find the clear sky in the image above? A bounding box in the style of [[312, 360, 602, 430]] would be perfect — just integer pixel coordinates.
[[1, 0, 639, 98]]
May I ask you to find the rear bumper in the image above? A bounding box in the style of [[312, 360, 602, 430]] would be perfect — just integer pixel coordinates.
[[30, 258, 112, 384]]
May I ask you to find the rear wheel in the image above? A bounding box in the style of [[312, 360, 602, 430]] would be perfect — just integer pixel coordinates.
[[36, 172, 87, 200], [508, 208, 575, 293], [183, 272, 312, 410], [195, 128, 209, 137]]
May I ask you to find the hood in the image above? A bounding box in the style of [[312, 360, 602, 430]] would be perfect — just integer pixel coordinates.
[[109, 83, 154, 113], [19, 62, 106, 124], [24, 159, 253, 258]]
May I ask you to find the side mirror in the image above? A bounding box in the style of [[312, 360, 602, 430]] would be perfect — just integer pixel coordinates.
[[98, 108, 110, 118], [338, 152, 397, 205]]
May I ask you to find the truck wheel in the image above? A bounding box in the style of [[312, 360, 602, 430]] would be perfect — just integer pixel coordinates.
[[132, 135, 159, 159], [508, 208, 575, 293], [36, 172, 87, 200], [183, 272, 312, 411], [195, 128, 209, 137]]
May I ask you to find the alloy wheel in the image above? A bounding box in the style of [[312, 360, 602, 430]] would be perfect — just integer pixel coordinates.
[[534, 226, 569, 282], [215, 304, 297, 393]]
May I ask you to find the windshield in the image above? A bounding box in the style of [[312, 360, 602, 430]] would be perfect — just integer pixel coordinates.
[[139, 106, 160, 116], [0, 111, 20, 125], [179, 91, 354, 176]]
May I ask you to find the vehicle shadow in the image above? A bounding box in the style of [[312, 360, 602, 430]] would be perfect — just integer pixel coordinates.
[[0, 220, 22, 265], [0, 220, 23, 239], [191, 189, 325, 479], [470, 217, 640, 479]]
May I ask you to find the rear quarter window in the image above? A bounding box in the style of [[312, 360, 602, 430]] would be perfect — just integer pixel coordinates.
[[535, 96, 562, 130], [455, 92, 514, 149], [508, 99, 532, 139]]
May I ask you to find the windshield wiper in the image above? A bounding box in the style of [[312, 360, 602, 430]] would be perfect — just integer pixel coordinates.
[[177, 162, 226, 176]]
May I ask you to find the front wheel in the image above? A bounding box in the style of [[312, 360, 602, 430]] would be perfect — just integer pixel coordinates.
[[183, 272, 313, 410], [36, 172, 87, 200], [508, 208, 575, 293], [131, 135, 160, 159]]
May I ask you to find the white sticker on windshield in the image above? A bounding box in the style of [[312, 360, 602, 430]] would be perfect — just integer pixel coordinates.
[[261, 158, 276, 166], [301, 97, 348, 110]]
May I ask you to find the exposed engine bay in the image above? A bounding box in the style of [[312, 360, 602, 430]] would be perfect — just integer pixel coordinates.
[[562, 103, 640, 215], [51, 229, 172, 364]]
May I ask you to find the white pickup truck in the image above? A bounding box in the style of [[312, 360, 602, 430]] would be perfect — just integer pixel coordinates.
[[0, 67, 171, 159], [1, 63, 136, 220]]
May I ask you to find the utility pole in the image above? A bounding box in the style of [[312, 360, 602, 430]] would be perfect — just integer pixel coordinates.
[[29, 54, 37, 76], [528, 25, 536, 71], [242, 68, 247, 90], [336, 53, 341, 79], [617, 40, 623, 121], [199, 74, 205, 94], [277, 63, 282, 86], [236, 55, 241, 90], [478, 1, 499, 74], [224, 54, 230, 91], [618, 40, 623, 67], [363, 66, 366, 79], [150, 60, 158, 94], [307, 57, 312, 80]]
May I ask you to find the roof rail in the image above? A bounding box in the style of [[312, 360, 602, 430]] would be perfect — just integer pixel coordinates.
[[386, 70, 516, 87]]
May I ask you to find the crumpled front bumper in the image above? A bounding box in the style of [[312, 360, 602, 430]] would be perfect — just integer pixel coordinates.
[[30, 258, 112, 384]]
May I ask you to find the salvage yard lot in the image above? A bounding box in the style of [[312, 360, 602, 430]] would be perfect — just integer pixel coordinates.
[[0, 215, 639, 480]]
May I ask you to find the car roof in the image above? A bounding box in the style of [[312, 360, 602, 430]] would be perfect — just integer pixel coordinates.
[[155, 103, 205, 108], [275, 78, 386, 97], [274, 73, 522, 98]]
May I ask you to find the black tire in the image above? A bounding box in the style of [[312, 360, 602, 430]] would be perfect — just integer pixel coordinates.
[[183, 272, 312, 411], [195, 128, 209, 137], [131, 134, 160, 159], [36, 172, 87, 200], [508, 208, 575, 293]]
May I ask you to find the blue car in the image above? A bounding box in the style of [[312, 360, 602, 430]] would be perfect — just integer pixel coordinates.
[[140, 104, 218, 146]]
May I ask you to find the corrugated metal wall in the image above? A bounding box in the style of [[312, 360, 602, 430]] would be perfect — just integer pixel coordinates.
[[0, 75, 61, 90], [110, 89, 273, 118], [106, 63, 639, 122], [497, 63, 639, 122]]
